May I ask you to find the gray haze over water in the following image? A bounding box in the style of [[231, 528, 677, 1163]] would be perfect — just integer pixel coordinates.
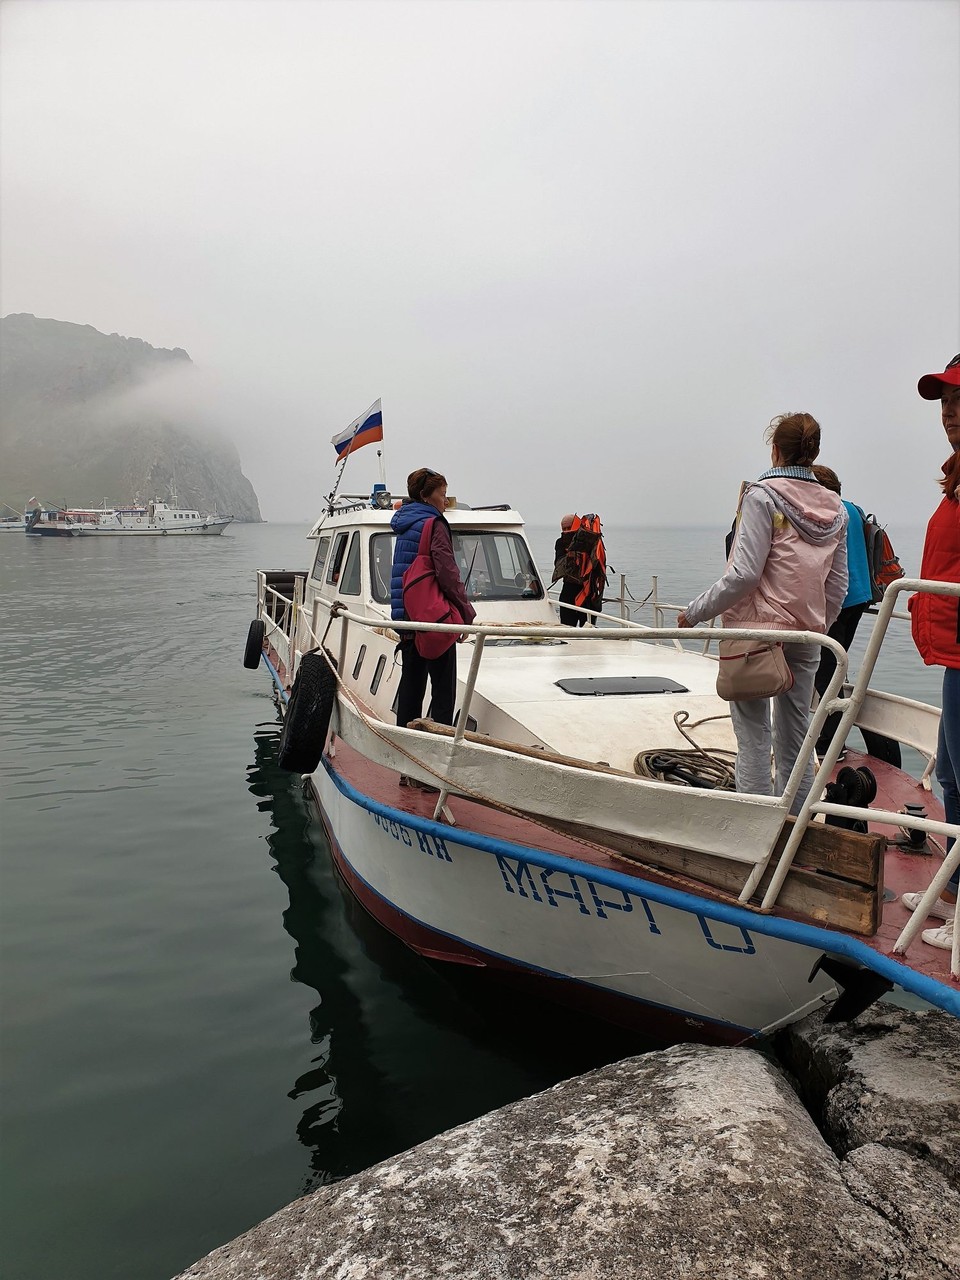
[[1, 0, 958, 524]]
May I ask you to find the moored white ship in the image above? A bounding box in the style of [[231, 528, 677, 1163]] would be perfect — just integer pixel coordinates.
[[25, 498, 232, 536]]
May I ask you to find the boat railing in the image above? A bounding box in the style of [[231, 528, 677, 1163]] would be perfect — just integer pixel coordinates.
[[305, 577, 958, 975], [256, 571, 305, 671], [569, 573, 913, 647], [554, 580, 931, 766]]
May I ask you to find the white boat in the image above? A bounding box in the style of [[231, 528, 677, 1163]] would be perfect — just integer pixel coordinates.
[[25, 499, 232, 536], [0, 516, 27, 532], [244, 486, 960, 1044]]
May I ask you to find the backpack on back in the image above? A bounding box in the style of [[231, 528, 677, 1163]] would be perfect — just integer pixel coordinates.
[[401, 518, 462, 659], [858, 509, 904, 603], [569, 513, 608, 609]]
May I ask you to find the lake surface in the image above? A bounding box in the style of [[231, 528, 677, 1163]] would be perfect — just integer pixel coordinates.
[[0, 518, 939, 1280]]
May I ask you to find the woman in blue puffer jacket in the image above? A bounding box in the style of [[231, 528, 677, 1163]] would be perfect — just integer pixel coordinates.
[[390, 468, 475, 749]]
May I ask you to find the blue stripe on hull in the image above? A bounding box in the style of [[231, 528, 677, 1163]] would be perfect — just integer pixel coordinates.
[[319, 757, 960, 1020], [314, 777, 759, 1040]]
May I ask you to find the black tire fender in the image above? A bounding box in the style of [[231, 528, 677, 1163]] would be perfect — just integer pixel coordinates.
[[278, 650, 337, 774], [243, 619, 266, 669]]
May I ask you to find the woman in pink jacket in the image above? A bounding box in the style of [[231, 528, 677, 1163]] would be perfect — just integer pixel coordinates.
[[679, 413, 848, 813]]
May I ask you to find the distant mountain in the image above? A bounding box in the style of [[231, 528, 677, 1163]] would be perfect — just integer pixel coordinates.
[[0, 314, 262, 520]]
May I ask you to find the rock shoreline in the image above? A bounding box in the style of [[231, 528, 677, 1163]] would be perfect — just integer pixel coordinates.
[[175, 1006, 960, 1280]]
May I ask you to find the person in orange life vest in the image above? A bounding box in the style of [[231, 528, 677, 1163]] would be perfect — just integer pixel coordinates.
[[390, 468, 476, 759], [678, 413, 848, 815], [901, 355, 960, 949], [553, 514, 586, 627]]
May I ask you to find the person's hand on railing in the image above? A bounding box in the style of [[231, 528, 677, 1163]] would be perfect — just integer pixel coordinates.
[[677, 610, 692, 628]]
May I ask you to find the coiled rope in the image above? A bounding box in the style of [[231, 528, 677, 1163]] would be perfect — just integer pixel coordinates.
[[634, 710, 736, 791]]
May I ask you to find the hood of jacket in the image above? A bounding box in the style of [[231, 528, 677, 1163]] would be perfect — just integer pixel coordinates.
[[753, 477, 846, 545], [390, 501, 439, 536]]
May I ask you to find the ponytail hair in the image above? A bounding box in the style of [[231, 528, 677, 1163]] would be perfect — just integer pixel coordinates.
[[941, 452, 960, 502], [812, 464, 841, 495], [766, 413, 821, 467]]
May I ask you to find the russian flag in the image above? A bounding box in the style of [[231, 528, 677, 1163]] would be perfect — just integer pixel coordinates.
[[331, 399, 383, 459]]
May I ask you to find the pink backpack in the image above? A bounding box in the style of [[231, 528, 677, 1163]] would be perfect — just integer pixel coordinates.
[[401, 518, 462, 659]]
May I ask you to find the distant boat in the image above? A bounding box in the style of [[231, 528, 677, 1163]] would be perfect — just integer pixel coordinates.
[[25, 499, 232, 537], [0, 515, 28, 532]]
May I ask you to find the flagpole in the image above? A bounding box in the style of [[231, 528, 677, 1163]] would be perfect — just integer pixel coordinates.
[[326, 443, 353, 513]]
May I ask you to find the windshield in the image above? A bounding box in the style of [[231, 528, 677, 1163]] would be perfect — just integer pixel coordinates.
[[369, 530, 544, 603], [452, 530, 544, 600]]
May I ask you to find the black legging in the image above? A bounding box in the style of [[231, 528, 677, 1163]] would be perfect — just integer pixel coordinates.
[[396, 637, 457, 728], [559, 580, 587, 627], [814, 602, 901, 764]]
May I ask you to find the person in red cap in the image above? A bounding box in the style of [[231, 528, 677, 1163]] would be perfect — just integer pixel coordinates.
[[902, 354, 960, 949]]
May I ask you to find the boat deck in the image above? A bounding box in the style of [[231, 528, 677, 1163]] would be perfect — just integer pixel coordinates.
[[328, 736, 955, 991]]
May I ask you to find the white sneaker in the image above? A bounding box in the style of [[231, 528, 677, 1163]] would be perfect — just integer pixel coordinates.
[[900, 891, 956, 920], [921, 918, 955, 950]]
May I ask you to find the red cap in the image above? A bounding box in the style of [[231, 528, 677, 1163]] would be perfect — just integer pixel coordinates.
[[918, 353, 960, 400]]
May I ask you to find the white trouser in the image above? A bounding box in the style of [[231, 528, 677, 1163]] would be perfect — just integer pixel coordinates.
[[729, 641, 821, 816]]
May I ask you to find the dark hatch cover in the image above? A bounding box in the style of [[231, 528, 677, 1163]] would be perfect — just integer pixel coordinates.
[[556, 676, 690, 696]]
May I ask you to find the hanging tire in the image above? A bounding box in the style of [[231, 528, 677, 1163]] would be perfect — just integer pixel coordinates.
[[278, 650, 337, 774], [243, 619, 266, 669]]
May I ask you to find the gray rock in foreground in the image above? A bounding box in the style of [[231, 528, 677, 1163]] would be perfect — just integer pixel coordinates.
[[778, 1005, 960, 1182], [778, 1005, 960, 1276], [175, 1045, 908, 1280]]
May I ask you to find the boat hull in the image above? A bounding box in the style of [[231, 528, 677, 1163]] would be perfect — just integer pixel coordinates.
[[72, 521, 230, 536], [26, 519, 231, 537], [26, 524, 84, 537], [308, 755, 838, 1045]]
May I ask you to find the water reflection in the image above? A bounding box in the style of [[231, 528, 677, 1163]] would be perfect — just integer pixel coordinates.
[[247, 725, 657, 1196]]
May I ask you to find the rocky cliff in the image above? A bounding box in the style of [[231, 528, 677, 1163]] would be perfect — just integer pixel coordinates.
[[0, 314, 262, 520]]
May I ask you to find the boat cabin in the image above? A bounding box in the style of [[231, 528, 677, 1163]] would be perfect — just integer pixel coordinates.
[[304, 501, 556, 628]]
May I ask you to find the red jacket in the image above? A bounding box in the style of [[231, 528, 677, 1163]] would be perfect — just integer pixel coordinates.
[[910, 495, 960, 668]]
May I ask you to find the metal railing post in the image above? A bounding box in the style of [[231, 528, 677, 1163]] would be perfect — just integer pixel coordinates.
[[454, 636, 485, 745], [337, 611, 350, 682], [434, 636, 486, 821]]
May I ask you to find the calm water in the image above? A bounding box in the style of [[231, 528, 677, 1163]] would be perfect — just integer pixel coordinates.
[[0, 519, 937, 1280]]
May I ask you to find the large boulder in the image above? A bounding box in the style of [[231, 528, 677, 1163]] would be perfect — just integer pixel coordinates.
[[174, 1044, 908, 1280], [777, 1005, 960, 1276], [777, 1006, 960, 1181]]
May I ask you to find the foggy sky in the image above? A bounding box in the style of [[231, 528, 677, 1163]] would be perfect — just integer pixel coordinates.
[[1, 0, 957, 526]]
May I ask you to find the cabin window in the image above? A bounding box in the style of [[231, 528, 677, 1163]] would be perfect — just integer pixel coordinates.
[[326, 532, 350, 587], [339, 532, 362, 596], [451, 531, 544, 601], [352, 645, 366, 679], [371, 654, 386, 694], [312, 535, 331, 582], [370, 534, 395, 603]]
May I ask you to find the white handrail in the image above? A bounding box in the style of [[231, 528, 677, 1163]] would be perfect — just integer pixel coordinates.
[[750, 579, 960, 912]]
